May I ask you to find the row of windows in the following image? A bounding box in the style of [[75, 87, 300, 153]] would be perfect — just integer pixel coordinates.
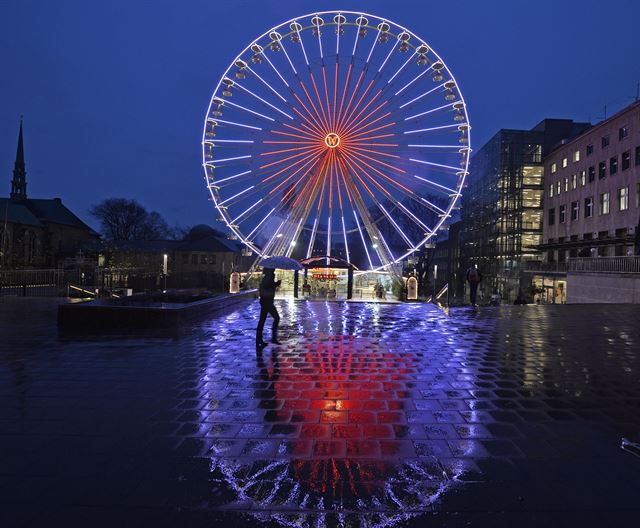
[[550, 126, 632, 173], [548, 146, 640, 197], [547, 187, 632, 225], [181, 253, 218, 265]]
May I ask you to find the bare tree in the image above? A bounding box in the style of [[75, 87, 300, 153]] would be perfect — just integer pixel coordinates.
[[89, 198, 172, 240]]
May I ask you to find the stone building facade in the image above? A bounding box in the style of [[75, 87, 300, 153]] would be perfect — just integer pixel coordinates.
[[0, 121, 98, 268], [542, 101, 640, 261]]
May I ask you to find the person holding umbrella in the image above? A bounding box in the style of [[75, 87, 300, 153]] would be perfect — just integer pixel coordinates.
[[255, 256, 304, 348], [256, 267, 281, 348]]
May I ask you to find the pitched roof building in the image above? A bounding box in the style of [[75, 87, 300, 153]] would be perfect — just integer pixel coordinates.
[[0, 120, 99, 268]]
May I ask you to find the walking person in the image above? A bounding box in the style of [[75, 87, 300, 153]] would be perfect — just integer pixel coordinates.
[[256, 268, 281, 348], [465, 263, 482, 307]]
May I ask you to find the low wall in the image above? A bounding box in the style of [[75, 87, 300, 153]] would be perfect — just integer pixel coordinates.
[[567, 272, 640, 303], [58, 290, 257, 329]]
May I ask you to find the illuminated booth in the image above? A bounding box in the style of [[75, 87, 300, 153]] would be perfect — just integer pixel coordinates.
[[295, 256, 355, 300]]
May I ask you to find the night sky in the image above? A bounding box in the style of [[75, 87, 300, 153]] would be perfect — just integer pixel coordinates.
[[2, 0, 640, 232]]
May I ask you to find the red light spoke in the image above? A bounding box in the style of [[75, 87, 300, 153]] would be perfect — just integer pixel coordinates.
[[260, 146, 325, 182]]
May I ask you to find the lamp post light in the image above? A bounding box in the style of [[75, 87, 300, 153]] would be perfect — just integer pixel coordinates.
[[433, 264, 438, 302], [163, 253, 168, 293]]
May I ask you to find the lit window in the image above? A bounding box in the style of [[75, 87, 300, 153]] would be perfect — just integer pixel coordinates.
[[586, 144, 594, 156], [559, 204, 566, 223], [573, 150, 580, 162], [622, 151, 630, 170], [598, 161, 606, 179], [610, 156, 618, 175], [548, 183, 554, 198], [580, 170, 586, 186], [619, 126, 629, 140], [551, 162, 557, 173], [571, 174, 577, 189], [600, 192, 610, 215], [618, 187, 629, 211], [563, 177, 569, 192], [571, 201, 579, 221], [584, 197, 593, 218], [562, 157, 568, 168], [601, 136, 610, 148]]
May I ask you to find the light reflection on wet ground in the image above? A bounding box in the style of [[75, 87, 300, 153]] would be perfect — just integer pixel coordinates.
[[1, 298, 639, 527]]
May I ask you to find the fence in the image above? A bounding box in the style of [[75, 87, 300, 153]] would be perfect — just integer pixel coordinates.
[[524, 260, 568, 273], [568, 256, 640, 274], [0, 269, 65, 297], [0, 267, 229, 297]]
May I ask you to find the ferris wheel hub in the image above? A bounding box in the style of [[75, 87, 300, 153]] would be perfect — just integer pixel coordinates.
[[324, 132, 340, 149]]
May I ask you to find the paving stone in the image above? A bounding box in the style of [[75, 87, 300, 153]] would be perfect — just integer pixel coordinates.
[[1, 298, 639, 528]]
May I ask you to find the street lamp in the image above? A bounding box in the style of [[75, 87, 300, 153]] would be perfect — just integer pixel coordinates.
[[163, 253, 168, 293], [433, 264, 438, 302]]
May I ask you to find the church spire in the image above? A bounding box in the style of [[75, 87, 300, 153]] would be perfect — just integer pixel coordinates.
[[10, 118, 27, 201]]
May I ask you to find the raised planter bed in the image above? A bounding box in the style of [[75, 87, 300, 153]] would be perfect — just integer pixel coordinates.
[[58, 290, 257, 329]]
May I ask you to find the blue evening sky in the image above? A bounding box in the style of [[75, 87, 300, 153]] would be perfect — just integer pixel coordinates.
[[1, 0, 639, 230]]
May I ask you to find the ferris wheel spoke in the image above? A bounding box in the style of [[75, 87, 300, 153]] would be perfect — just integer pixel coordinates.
[[308, 72, 332, 131], [261, 145, 318, 157], [413, 174, 457, 194], [258, 146, 322, 170], [290, 92, 326, 135], [246, 65, 289, 103], [214, 169, 253, 186], [321, 65, 333, 131], [387, 52, 417, 84], [289, 108, 326, 137], [394, 63, 435, 96], [405, 102, 457, 121], [305, 154, 332, 258], [404, 123, 465, 135], [333, 159, 351, 264], [344, 148, 405, 175], [342, 154, 433, 234], [296, 80, 329, 132], [347, 145, 400, 160], [341, 163, 394, 267], [258, 146, 325, 184], [341, 106, 390, 139], [266, 151, 324, 195], [348, 127, 397, 143], [222, 99, 276, 122], [233, 81, 294, 120], [410, 158, 463, 173], [271, 129, 317, 142], [399, 82, 446, 109], [338, 75, 372, 133], [230, 198, 263, 225], [341, 154, 416, 249]]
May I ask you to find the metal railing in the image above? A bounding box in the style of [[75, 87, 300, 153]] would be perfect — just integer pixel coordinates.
[[0, 269, 65, 296], [524, 260, 568, 273], [568, 256, 640, 274]]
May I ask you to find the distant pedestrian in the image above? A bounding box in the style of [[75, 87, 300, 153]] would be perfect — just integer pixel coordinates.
[[256, 268, 281, 348], [465, 264, 482, 306]]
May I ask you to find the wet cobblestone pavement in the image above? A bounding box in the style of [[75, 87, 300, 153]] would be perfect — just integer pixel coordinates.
[[1, 298, 640, 527]]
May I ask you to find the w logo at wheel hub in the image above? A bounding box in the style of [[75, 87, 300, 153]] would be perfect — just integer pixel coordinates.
[[324, 133, 340, 148]]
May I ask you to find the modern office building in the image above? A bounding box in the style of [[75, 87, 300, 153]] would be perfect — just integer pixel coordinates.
[[460, 119, 590, 303]]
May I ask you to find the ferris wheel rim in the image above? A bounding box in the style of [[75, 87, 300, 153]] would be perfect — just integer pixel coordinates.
[[201, 10, 471, 270]]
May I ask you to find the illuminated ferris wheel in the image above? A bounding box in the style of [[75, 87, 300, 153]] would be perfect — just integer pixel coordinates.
[[202, 11, 470, 271]]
